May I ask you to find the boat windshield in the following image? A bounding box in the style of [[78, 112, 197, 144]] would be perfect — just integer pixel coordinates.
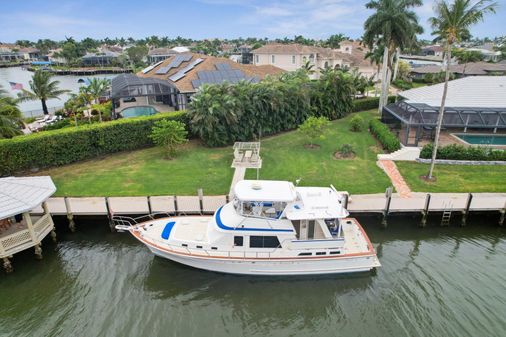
[[234, 199, 286, 219]]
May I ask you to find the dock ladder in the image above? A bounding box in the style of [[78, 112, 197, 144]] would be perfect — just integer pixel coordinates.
[[441, 201, 453, 226]]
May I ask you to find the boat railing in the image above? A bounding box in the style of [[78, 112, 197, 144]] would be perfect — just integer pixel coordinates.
[[112, 212, 173, 228]]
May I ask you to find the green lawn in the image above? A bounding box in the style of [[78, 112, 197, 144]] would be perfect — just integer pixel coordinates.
[[36, 142, 234, 196], [245, 110, 392, 194], [396, 162, 506, 193], [33, 110, 392, 197]]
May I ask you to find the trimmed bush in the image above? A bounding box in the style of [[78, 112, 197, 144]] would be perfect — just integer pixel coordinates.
[[369, 119, 401, 153], [349, 115, 365, 132], [420, 143, 506, 161], [352, 96, 396, 112], [0, 111, 188, 175]]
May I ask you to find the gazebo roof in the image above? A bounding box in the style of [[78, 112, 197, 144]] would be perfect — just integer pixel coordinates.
[[0, 176, 56, 219]]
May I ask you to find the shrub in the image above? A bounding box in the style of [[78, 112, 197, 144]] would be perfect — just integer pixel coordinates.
[[0, 111, 188, 174], [351, 96, 396, 112], [420, 143, 506, 161], [149, 119, 188, 159], [392, 79, 412, 90], [349, 115, 365, 132], [338, 143, 355, 157], [369, 119, 401, 153], [298, 116, 329, 147], [42, 118, 72, 131]]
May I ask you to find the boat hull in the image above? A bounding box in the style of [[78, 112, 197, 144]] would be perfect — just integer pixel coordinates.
[[145, 242, 380, 276]]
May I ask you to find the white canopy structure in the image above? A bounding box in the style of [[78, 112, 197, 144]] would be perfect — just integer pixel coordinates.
[[0, 176, 56, 220], [234, 180, 297, 202], [0, 176, 57, 270]]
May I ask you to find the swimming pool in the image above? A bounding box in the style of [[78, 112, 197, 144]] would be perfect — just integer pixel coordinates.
[[120, 106, 158, 118], [453, 133, 506, 146]]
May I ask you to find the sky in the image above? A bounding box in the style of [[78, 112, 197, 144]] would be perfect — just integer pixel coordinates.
[[0, 0, 505, 42]]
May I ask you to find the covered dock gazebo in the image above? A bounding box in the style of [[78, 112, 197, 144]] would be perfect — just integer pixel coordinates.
[[0, 176, 57, 273], [110, 74, 177, 118]]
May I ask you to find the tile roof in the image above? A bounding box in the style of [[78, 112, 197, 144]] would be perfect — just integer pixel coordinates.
[[138, 53, 285, 93], [252, 42, 371, 68]]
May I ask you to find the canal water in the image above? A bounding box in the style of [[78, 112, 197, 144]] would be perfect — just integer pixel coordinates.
[[0, 67, 114, 117], [0, 216, 505, 337]]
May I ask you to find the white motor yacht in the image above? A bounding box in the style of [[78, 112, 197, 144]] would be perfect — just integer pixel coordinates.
[[116, 180, 380, 276]]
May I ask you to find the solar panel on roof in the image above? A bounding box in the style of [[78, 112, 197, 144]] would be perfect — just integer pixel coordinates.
[[215, 63, 232, 70], [169, 72, 186, 82], [155, 66, 171, 74]]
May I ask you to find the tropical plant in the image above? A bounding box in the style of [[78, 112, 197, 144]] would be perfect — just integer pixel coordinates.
[[302, 60, 315, 75], [338, 143, 355, 157], [453, 49, 484, 75], [83, 78, 110, 122], [363, 0, 423, 115], [0, 86, 23, 138], [311, 68, 354, 119], [149, 119, 188, 159], [298, 116, 330, 148], [350, 115, 365, 132], [426, 0, 498, 179], [17, 70, 70, 115]]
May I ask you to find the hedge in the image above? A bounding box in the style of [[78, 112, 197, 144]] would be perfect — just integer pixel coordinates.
[[352, 96, 396, 112], [0, 111, 188, 175], [420, 143, 506, 161], [369, 119, 401, 153]]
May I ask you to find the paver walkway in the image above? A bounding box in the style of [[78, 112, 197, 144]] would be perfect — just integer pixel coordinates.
[[378, 160, 412, 198]]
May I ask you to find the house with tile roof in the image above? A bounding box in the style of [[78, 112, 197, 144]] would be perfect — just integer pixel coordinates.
[[251, 41, 377, 79], [110, 52, 285, 115], [410, 61, 506, 80]]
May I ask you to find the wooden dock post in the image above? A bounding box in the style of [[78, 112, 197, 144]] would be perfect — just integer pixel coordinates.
[[198, 188, 204, 215], [461, 193, 473, 227], [42, 201, 57, 243], [381, 187, 393, 228], [147, 196, 153, 215], [174, 196, 179, 215], [343, 193, 349, 209], [2, 257, 13, 273], [105, 197, 114, 232], [420, 193, 431, 227], [64, 197, 76, 232], [499, 200, 506, 226]]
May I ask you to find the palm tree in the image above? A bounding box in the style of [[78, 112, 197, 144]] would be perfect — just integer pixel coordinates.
[[0, 86, 23, 138], [365, 44, 384, 97], [426, 0, 498, 179], [83, 78, 110, 122], [18, 69, 70, 115], [363, 0, 423, 115], [302, 60, 315, 75]]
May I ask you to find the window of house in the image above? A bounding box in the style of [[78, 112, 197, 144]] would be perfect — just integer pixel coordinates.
[[324, 61, 329, 68], [292, 55, 296, 64], [249, 236, 280, 248], [255, 55, 259, 63], [271, 55, 275, 63], [234, 236, 243, 247]]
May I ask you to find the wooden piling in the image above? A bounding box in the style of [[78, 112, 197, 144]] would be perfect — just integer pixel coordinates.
[[64, 197, 76, 232], [147, 196, 153, 215], [461, 193, 473, 227], [381, 187, 393, 228], [34, 244, 43, 260], [2, 257, 13, 273], [499, 200, 506, 226], [420, 193, 431, 227], [198, 189, 204, 215], [105, 197, 114, 232], [343, 193, 349, 209]]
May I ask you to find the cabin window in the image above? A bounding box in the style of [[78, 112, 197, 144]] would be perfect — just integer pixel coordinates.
[[315, 252, 326, 256], [298, 252, 312, 256], [249, 236, 280, 248], [234, 236, 243, 246]]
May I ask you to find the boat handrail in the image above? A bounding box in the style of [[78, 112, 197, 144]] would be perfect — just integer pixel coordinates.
[[111, 212, 173, 227]]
